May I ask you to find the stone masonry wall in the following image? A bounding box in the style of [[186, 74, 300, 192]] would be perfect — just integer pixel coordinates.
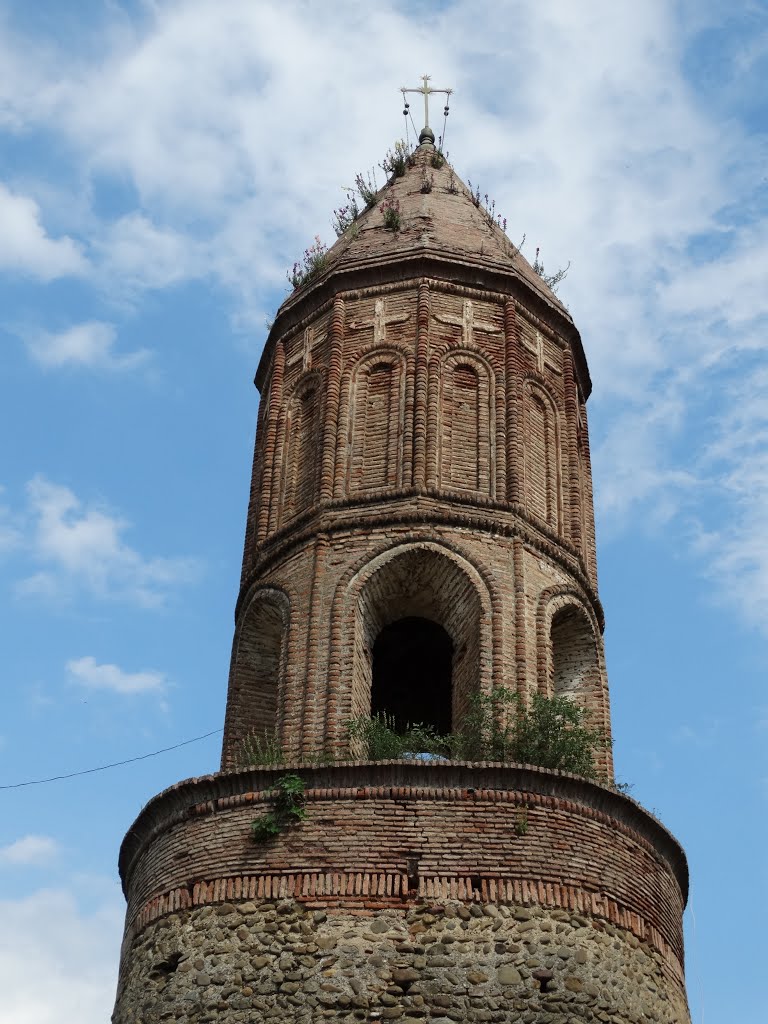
[[114, 764, 690, 1024], [113, 898, 690, 1024]]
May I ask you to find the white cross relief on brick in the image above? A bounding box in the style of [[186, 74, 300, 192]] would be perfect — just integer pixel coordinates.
[[348, 297, 411, 343], [522, 329, 560, 376], [435, 299, 501, 346], [286, 325, 327, 372]]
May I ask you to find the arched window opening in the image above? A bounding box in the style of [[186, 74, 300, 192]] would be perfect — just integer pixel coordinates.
[[371, 616, 453, 735], [349, 545, 490, 750], [551, 605, 599, 701]]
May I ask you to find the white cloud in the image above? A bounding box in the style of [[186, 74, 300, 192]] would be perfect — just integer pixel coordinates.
[[661, 223, 768, 328], [67, 656, 166, 696], [96, 213, 201, 294], [0, 886, 121, 1024], [23, 321, 148, 371], [18, 476, 198, 607], [0, 182, 85, 280], [689, 365, 768, 630], [0, 836, 59, 867]]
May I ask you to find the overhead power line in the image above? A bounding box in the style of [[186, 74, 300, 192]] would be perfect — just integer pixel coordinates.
[[0, 728, 223, 790]]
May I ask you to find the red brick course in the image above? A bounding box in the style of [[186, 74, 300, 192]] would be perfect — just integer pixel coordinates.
[[119, 763, 687, 974]]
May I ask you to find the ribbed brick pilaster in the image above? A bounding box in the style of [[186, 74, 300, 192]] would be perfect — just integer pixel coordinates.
[[320, 296, 345, 502], [504, 300, 525, 507], [255, 339, 284, 544], [563, 345, 582, 552], [412, 280, 430, 489]]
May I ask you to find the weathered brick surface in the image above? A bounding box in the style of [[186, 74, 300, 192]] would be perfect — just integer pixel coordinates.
[[113, 764, 689, 1022], [113, 142, 691, 1022], [223, 147, 609, 771], [223, 522, 609, 764]]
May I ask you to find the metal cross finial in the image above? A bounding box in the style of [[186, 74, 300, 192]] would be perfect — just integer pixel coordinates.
[[401, 74, 452, 145]]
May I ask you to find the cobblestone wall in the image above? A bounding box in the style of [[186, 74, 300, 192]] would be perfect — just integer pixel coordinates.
[[114, 898, 690, 1023]]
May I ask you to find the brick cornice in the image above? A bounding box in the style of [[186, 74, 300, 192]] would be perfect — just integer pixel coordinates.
[[237, 495, 604, 630], [119, 761, 687, 904], [257, 257, 590, 401]]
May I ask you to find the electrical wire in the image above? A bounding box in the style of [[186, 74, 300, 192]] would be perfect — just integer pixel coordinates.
[[0, 728, 223, 789]]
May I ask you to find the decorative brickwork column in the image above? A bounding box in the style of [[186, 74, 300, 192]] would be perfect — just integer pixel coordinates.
[[493, 344, 507, 502], [320, 297, 345, 502], [255, 339, 284, 544], [240, 392, 267, 577], [563, 345, 582, 552], [425, 350, 440, 490], [301, 533, 329, 758], [505, 299, 525, 507], [513, 535, 529, 696], [412, 280, 430, 489], [579, 398, 599, 582]]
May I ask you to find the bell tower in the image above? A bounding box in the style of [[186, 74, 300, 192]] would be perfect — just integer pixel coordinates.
[[221, 133, 609, 774], [112, 115, 692, 1024]]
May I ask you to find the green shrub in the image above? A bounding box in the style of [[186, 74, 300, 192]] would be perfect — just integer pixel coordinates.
[[237, 730, 284, 768], [450, 687, 607, 777], [380, 139, 412, 179], [286, 236, 328, 290], [348, 690, 608, 778], [532, 246, 570, 293], [347, 713, 447, 760], [380, 196, 401, 231], [252, 774, 306, 842], [354, 170, 378, 208]]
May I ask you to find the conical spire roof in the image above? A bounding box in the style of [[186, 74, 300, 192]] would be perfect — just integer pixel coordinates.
[[279, 142, 571, 323], [264, 140, 589, 396]]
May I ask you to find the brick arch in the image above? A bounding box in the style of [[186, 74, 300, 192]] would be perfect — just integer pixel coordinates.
[[523, 378, 562, 533], [535, 586, 612, 768], [279, 370, 324, 525], [438, 349, 495, 496], [325, 539, 497, 750], [430, 336, 499, 361], [340, 346, 410, 495], [221, 585, 291, 769], [285, 366, 325, 400]]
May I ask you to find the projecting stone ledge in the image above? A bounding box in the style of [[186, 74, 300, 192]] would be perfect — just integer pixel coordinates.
[[113, 762, 691, 1024]]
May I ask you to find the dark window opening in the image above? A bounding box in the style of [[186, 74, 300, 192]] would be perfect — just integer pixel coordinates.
[[371, 616, 453, 735]]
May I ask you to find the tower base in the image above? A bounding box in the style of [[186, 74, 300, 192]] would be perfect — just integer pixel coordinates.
[[113, 763, 691, 1023]]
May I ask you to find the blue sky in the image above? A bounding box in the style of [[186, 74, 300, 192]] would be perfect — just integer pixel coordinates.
[[0, 1, 766, 1020]]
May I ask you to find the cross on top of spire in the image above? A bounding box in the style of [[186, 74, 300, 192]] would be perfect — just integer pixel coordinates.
[[401, 74, 452, 145]]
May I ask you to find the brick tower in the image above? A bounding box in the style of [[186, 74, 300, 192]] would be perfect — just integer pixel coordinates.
[[112, 127, 691, 1023]]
